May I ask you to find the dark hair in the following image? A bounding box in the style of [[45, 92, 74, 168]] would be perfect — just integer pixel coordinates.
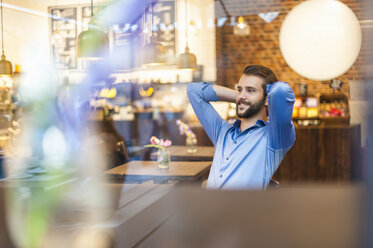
[[242, 65, 278, 96]]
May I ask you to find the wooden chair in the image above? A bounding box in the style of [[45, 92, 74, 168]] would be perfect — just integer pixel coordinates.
[[269, 179, 280, 189]]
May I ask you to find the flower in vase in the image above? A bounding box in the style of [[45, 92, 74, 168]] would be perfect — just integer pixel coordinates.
[[186, 128, 196, 139], [150, 136, 160, 145], [160, 139, 172, 147], [145, 136, 172, 149], [177, 120, 197, 153], [176, 119, 196, 139], [145, 136, 172, 168]]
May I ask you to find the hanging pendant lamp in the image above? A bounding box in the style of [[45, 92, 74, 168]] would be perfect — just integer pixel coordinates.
[[51, 29, 64, 46], [177, 0, 197, 70], [142, 36, 167, 65], [77, 0, 109, 59], [141, 2, 167, 66], [0, 0, 12, 75], [233, 16, 250, 36], [51, 0, 64, 46]]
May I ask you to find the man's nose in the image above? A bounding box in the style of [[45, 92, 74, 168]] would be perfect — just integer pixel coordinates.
[[237, 91, 247, 100]]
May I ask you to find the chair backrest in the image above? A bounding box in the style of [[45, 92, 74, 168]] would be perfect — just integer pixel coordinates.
[[269, 179, 280, 189], [116, 140, 130, 164]]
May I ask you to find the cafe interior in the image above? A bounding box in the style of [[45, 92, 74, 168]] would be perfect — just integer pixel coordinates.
[[0, 0, 372, 247]]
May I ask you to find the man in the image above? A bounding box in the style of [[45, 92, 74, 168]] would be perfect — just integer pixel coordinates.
[[187, 65, 295, 189]]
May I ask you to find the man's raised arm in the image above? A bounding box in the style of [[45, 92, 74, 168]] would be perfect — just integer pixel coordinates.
[[267, 82, 296, 150], [212, 85, 237, 103], [187, 83, 237, 145]]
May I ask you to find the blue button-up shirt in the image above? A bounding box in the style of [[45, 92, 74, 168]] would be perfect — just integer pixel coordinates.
[[187, 82, 295, 190]]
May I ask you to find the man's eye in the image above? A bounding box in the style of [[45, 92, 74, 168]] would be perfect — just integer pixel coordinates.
[[237, 88, 242, 92], [248, 89, 255, 93]]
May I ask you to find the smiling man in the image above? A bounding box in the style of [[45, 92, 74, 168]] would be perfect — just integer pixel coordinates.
[[187, 65, 295, 189]]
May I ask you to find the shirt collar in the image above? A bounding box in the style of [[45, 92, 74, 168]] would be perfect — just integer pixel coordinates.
[[256, 119, 268, 127], [233, 119, 241, 129], [233, 119, 267, 133]]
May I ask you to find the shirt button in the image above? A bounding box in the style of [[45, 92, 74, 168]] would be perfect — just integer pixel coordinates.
[[234, 141, 237, 144], [219, 174, 223, 178], [226, 157, 229, 160]]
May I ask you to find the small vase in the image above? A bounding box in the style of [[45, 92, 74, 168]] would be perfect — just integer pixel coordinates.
[[186, 136, 197, 153], [157, 148, 170, 169]]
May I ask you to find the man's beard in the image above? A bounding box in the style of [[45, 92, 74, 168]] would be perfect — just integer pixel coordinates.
[[236, 97, 266, 118]]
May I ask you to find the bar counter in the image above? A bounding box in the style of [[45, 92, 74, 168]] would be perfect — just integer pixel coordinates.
[[274, 124, 362, 183]]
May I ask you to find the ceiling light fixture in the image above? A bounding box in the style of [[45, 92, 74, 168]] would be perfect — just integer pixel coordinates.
[[51, 0, 64, 46], [77, 0, 109, 59], [141, 1, 167, 66], [0, 0, 12, 75], [177, 0, 197, 70], [233, 16, 250, 36]]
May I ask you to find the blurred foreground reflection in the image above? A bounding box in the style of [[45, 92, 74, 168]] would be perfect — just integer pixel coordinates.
[[0, 182, 365, 248], [0, 0, 370, 247]]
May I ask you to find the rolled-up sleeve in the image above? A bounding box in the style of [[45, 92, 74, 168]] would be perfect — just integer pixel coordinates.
[[187, 82, 224, 145], [267, 82, 296, 150]]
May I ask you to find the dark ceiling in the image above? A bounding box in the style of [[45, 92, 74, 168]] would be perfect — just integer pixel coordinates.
[[215, 0, 285, 18], [100, 0, 288, 25]]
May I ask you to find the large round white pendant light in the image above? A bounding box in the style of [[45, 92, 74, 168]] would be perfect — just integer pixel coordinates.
[[279, 0, 362, 81]]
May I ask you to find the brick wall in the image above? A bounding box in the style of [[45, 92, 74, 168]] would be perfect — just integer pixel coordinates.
[[215, 0, 368, 97]]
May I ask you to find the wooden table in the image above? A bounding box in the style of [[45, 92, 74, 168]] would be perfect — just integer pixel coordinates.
[[150, 146, 215, 161], [105, 161, 212, 183]]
